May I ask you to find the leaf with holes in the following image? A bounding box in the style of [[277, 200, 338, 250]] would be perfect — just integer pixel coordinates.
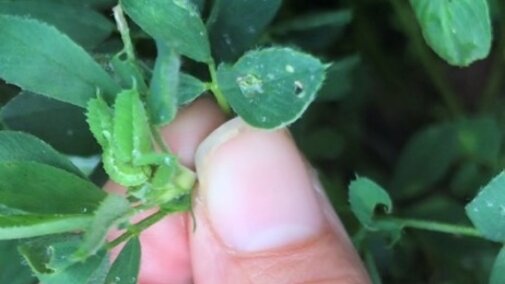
[[217, 47, 326, 129], [349, 177, 393, 229]]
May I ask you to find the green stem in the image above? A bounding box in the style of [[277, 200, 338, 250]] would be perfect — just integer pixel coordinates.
[[382, 217, 482, 239], [208, 61, 231, 114], [480, 1, 505, 111], [113, 5, 136, 61], [390, 0, 463, 118], [151, 125, 170, 153], [107, 210, 168, 249]]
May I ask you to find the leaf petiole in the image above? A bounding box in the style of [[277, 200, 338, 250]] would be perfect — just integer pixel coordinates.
[[377, 217, 483, 239], [113, 4, 136, 61], [106, 209, 168, 249], [208, 61, 231, 114]]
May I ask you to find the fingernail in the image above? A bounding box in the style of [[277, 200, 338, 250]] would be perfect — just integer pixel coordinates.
[[195, 118, 325, 252]]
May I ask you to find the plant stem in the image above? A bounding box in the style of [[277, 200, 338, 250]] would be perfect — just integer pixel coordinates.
[[113, 5, 136, 61], [390, 0, 463, 118], [382, 217, 482, 239], [208, 61, 231, 114], [480, 1, 505, 111], [151, 125, 170, 153], [107, 210, 168, 249]]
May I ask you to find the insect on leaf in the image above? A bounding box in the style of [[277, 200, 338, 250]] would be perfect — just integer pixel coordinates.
[[86, 96, 113, 148], [112, 89, 153, 163]]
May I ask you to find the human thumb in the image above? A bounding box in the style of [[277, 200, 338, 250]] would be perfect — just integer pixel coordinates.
[[189, 118, 371, 284]]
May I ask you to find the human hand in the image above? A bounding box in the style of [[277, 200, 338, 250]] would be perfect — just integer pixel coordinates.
[[108, 98, 371, 284]]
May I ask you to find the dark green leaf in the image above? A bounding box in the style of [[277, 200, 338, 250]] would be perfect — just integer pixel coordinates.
[[0, 1, 114, 49], [178, 73, 207, 105], [450, 163, 489, 198], [0, 130, 83, 176], [148, 44, 180, 125], [74, 194, 131, 261], [105, 238, 140, 284], [0, 161, 105, 215], [57, 0, 115, 9], [391, 123, 458, 199], [0, 15, 120, 107], [1, 92, 100, 156], [455, 117, 502, 165], [0, 214, 92, 240], [272, 9, 352, 34], [349, 177, 393, 229], [410, 0, 492, 66], [317, 55, 361, 102], [18, 234, 82, 275], [0, 240, 35, 284], [466, 171, 505, 242], [37, 249, 109, 284], [490, 246, 505, 284], [191, 0, 205, 12], [121, 0, 211, 63], [271, 10, 352, 52], [300, 128, 343, 160], [207, 0, 281, 61], [110, 55, 148, 93], [217, 47, 326, 129]]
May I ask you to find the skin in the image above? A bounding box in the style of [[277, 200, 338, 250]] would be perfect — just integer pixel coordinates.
[[107, 98, 371, 284]]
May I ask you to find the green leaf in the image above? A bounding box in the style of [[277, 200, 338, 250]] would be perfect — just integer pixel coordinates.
[[0, 0, 114, 49], [391, 123, 459, 199], [0, 240, 35, 284], [465, 171, 505, 242], [455, 117, 502, 165], [0, 15, 120, 107], [121, 0, 211, 63], [74, 194, 131, 261], [0, 214, 92, 240], [490, 246, 505, 284], [349, 177, 393, 229], [113, 89, 152, 163], [148, 44, 180, 125], [271, 10, 352, 52], [217, 47, 326, 129], [0, 130, 83, 177], [191, 0, 205, 12], [178, 73, 207, 105], [1, 92, 100, 156], [317, 55, 361, 102], [110, 54, 148, 93], [57, 0, 115, 9], [0, 161, 105, 214], [272, 9, 352, 35], [105, 238, 141, 284], [207, 0, 281, 61], [410, 0, 492, 66], [37, 249, 109, 284], [18, 234, 83, 274], [300, 128, 343, 160]]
